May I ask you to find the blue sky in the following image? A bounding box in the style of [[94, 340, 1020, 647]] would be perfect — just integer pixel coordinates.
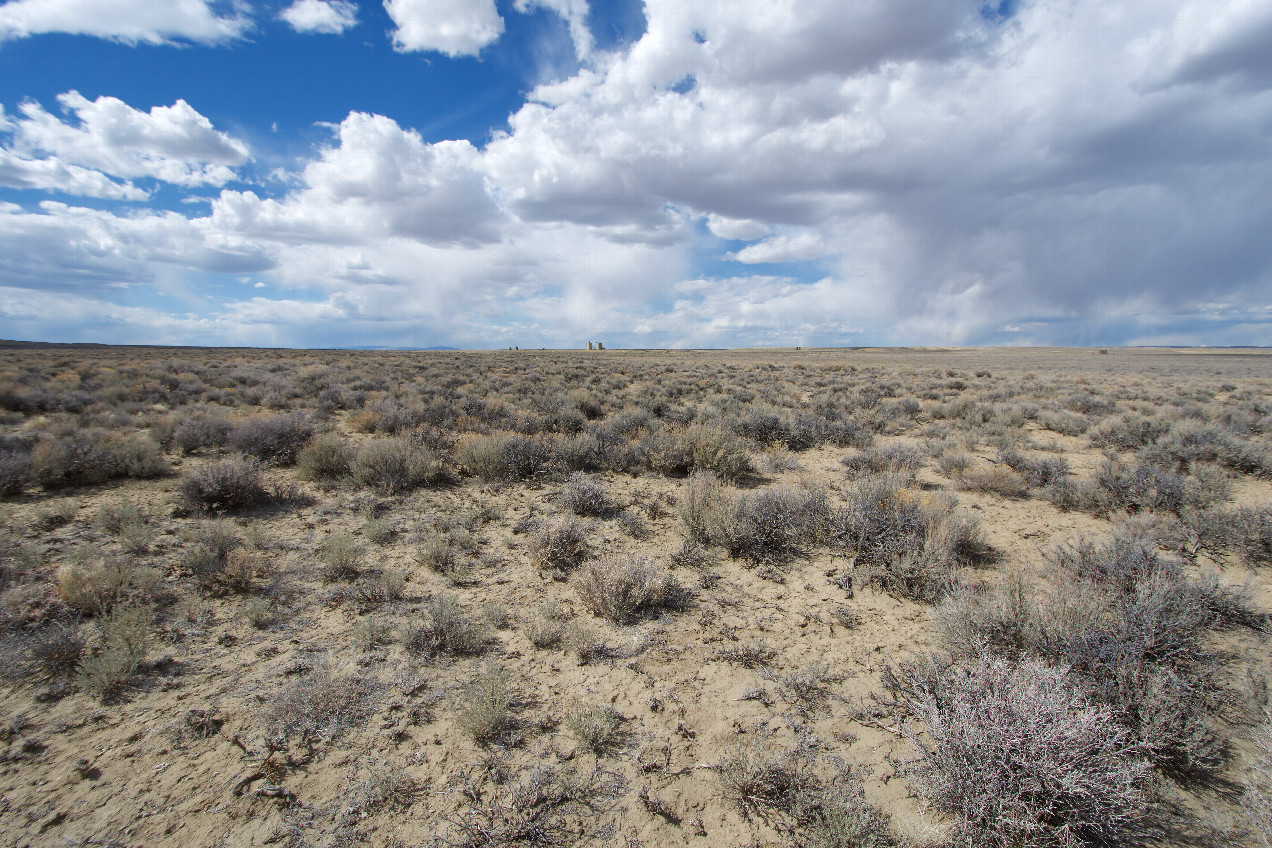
[[1, 0, 1270, 349]]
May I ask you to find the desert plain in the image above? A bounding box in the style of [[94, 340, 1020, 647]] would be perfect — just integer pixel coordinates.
[[0, 344, 1269, 848]]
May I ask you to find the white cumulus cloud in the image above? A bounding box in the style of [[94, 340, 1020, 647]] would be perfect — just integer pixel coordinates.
[[210, 111, 505, 247], [6, 92, 251, 187], [0, 0, 251, 45], [280, 0, 357, 34], [728, 232, 831, 264], [0, 148, 149, 200], [384, 0, 504, 56], [706, 214, 770, 241]]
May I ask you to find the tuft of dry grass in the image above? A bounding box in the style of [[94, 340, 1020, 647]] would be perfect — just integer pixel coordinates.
[[407, 595, 488, 657], [57, 556, 159, 615], [319, 532, 364, 581], [565, 704, 625, 755], [455, 664, 517, 747]]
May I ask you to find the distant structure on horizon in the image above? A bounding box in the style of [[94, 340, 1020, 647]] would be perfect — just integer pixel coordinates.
[[586, 341, 605, 350]]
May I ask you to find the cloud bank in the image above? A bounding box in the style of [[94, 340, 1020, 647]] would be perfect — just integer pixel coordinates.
[[1, 0, 1270, 348]]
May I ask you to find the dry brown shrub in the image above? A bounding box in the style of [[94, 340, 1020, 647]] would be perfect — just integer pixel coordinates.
[[571, 556, 684, 624], [956, 465, 1030, 498], [258, 658, 381, 749], [527, 517, 591, 572], [56, 556, 159, 615], [179, 456, 269, 512]]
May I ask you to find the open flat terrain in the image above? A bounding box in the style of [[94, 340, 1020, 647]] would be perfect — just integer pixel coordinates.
[[0, 345, 1270, 847]]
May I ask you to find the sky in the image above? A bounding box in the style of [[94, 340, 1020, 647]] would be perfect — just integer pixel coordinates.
[[0, 0, 1270, 349]]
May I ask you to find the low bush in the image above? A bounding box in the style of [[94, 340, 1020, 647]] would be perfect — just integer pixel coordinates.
[[678, 471, 829, 565], [1235, 506, 1272, 565], [677, 470, 728, 545], [239, 596, 278, 629], [344, 761, 419, 818], [527, 517, 592, 573], [0, 534, 40, 587], [711, 485, 830, 565], [415, 526, 478, 584], [715, 738, 820, 821], [362, 398, 425, 434], [1041, 476, 1094, 512], [1244, 714, 1272, 848], [881, 650, 1151, 848], [319, 533, 364, 581], [406, 595, 487, 656], [441, 763, 626, 845], [551, 431, 611, 473], [841, 443, 925, 483], [179, 456, 269, 512], [936, 533, 1251, 778], [522, 600, 571, 649], [352, 616, 394, 651], [684, 423, 754, 481], [1038, 411, 1089, 436], [769, 661, 839, 716], [565, 703, 625, 755], [713, 637, 777, 669], [351, 437, 447, 494], [457, 432, 555, 483], [171, 413, 232, 454], [1089, 413, 1172, 451], [25, 621, 85, 682], [829, 474, 990, 603], [258, 658, 381, 749], [558, 471, 616, 516], [76, 603, 153, 698], [295, 432, 353, 483], [823, 418, 877, 449], [998, 448, 1071, 488], [715, 736, 892, 845], [30, 428, 166, 490], [185, 522, 265, 593], [572, 556, 685, 624], [640, 428, 695, 477], [734, 407, 791, 446], [96, 499, 154, 553], [0, 449, 30, 496], [797, 781, 894, 848], [183, 519, 240, 583], [226, 411, 312, 465], [455, 664, 516, 746], [935, 452, 971, 478], [1089, 457, 1227, 516]]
